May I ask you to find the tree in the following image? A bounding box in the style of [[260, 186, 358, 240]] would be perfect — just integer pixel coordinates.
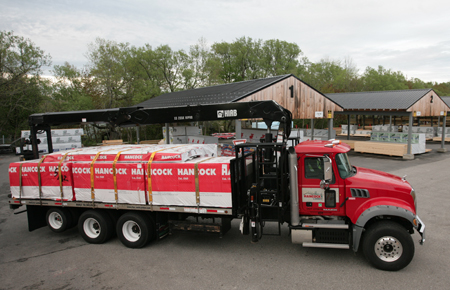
[[185, 37, 214, 88], [361, 66, 408, 91], [49, 62, 100, 112], [86, 38, 133, 108], [0, 30, 51, 138], [260, 39, 302, 77], [149, 45, 192, 92], [126, 44, 163, 104]]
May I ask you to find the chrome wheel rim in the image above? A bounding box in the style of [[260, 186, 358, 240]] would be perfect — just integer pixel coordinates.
[[122, 221, 141, 242], [375, 236, 403, 262]]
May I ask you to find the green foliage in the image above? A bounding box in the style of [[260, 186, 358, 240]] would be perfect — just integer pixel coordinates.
[[301, 58, 360, 93], [431, 82, 450, 96], [0, 30, 51, 138], [2, 30, 450, 141], [210, 37, 304, 83], [49, 63, 96, 111], [361, 66, 408, 91]]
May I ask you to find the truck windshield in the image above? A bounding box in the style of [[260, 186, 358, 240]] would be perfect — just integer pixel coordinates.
[[335, 153, 353, 179]]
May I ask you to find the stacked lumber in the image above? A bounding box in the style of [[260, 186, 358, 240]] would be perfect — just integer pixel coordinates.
[[102, 139, 123, 146], [432, 137, 450, 142], [354, 142, 407, 157], [341, 140, 357, 149]]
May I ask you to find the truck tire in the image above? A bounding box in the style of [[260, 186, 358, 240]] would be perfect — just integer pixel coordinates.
[[68, 208, 81, 228], [362, 221, 414, 271], [78, 210, 114, 244], [46, 207, 73, 233], [116, 212, 154, 248]]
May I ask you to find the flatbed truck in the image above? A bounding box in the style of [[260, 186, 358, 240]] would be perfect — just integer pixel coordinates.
[[8, 101, 425, 271]]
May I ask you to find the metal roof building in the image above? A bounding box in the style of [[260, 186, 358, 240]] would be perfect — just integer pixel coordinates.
[[326, 89, 449, 158], [442, 96, 450, 108], [137, 74, 343, 120], [326, 89, 449, 116]]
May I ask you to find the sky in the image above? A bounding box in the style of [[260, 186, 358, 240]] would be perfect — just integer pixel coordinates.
[[2, 0, 450, 83]]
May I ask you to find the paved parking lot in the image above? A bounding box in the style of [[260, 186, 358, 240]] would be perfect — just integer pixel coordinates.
[[0, 143, 449, 290]]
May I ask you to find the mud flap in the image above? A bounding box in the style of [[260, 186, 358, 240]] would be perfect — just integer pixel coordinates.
[[26, 205, 47, 232]]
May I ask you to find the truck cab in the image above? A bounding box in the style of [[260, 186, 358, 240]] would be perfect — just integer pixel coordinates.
[[290, 140, 425, 271]]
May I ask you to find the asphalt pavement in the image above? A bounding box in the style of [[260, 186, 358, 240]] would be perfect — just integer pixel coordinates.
[[0, 143, 449, 290]]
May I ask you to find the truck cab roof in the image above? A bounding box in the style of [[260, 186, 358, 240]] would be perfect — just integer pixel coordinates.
[[295, 140, 351, 154]]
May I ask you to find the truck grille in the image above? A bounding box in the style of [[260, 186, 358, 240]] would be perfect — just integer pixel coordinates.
[[350, 188, 370, 198]]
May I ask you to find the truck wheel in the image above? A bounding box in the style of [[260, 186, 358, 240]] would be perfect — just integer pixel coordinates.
[[362, 221, 414, 271], [116, 212, 154, 248], [78, 210, 114, 244], [46, 208, 73, 233]]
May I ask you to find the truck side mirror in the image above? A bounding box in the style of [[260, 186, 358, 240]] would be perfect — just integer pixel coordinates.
[[320, 156, 332, 190]]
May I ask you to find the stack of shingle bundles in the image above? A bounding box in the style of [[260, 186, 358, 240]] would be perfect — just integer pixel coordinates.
[[9, 158, 75, 201], [148, 156, 233, 208], [9, 144, 237, 208]]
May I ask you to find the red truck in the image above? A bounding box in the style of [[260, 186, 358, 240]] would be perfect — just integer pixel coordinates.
[[9, 101, 425, 271]]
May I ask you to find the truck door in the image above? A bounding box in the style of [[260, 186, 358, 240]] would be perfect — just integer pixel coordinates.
[[298, 155, 345, 216]]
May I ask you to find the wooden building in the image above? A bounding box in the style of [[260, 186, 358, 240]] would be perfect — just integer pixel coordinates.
[[137, 74, 343, 120], [327, 89, 450, 158]]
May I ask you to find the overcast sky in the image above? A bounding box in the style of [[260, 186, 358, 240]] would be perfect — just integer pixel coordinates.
[[2, 0, 450, 83]]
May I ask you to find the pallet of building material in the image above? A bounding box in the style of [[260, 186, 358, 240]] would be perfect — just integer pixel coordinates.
[[102, 139, 123, 145], [137, 140, 161, 144], [337, 133, 354, 137], [432, 137, 450, 142], [354, 130, 372, 137], [341, 140, 357, 149], [354, 142, 407, 157]]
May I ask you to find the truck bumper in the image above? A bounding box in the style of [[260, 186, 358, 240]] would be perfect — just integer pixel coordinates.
[[415, 215, 426, 245]]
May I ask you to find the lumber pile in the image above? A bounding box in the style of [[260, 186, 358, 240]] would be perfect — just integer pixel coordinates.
[[354, 142, 407, 157], [102, 139, 123, 146], [341, 140, 357, 149], [432, 137, 450, 142]]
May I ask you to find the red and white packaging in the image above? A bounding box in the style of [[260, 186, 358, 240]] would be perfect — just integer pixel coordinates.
[[43, 144, 218, 163], [9, 160, 74, 201], [72, 162, 146, 204], [147, 157, 233, 208]]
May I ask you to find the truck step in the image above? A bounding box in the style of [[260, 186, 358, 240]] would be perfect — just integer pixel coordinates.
[[302, 243, 349, 249]]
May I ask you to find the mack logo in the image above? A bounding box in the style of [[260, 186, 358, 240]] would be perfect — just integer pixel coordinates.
[[161, 155, 180, 160], [9, 167, 17, 173], [217, 109, 237, 118]]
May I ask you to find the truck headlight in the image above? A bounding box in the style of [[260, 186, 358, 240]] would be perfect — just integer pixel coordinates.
[[411, 188, 417, 212]]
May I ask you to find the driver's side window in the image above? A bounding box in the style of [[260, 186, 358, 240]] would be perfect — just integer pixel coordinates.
[[304, 157, 335, 183]]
